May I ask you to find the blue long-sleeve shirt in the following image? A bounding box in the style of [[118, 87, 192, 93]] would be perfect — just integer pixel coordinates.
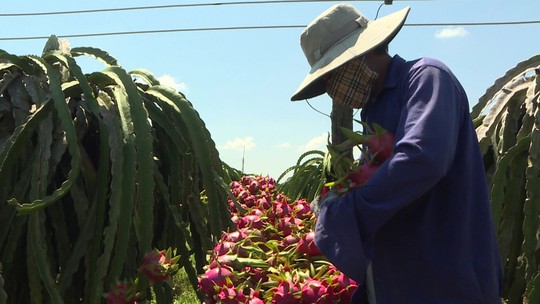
[[315, 55, 502, 303]]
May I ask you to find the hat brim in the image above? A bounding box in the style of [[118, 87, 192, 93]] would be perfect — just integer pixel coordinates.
[[291, 6, 410, 101]]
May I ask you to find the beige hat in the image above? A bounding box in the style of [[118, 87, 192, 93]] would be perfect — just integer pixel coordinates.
[[291, 4, 410, 101]]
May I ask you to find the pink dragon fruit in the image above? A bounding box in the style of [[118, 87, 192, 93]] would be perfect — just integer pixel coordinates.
[[282, 234, 299, 246], [208, 254, 238, 269], [244, 266, 269, 285], [137, 249, 175, 284], [292, 199, 312, 220], [297, 231, 322, 256], [249, 179, 261, 193], [247, 295, 265, 304], [329, 268, 359, 303], [246, 288, 265, 304], [256, 196, 271, 209], [364, 128, 395, 163], [301, 278, 328, 304], [237, 214, 265, 230], [216, 285, 247, 304], [198, 266, 235, 296], [106, 281, 138, 304], [267, 200, 292, 220], [222, 229, 248, 243], [270, 280, 301, 304], [275, 217, 302, 237], [347, 162, 380, 187], [213, 241, 236, 256]]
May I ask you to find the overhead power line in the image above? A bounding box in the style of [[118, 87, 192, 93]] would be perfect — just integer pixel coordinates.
[[406, 20, 540, 27], [0, 19, 538, 41], [0, 25, 305, 41], [0, 0, 427, 17]]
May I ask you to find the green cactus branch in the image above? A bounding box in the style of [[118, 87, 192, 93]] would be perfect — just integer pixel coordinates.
[[471, 55, 540, 304], [0, 36, 232, 303]]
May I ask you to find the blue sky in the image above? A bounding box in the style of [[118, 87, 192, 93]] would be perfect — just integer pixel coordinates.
[[1, 0, 539, 179]]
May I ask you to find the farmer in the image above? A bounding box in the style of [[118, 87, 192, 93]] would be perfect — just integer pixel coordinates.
[[291, 4, 502, 304]]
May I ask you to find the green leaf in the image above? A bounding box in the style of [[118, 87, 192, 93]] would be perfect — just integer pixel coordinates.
[[472, 55, 540, 118], [278, 150, 328, 202], [522, 99, 540, 284], [100, 68, 137, 283], [42, 35, 60, 55], [71, 46, 120, 66], [84, 93, 111, 301], [339, 127, 366, 145], [27, 234, 43, 304], [28, 212, 64, 303], [88, 90, 125, 303], [153, 160, 200, 291], [104, 66, 155, 258], [129, 68, 161, 87], [527, 273, 540, 303], [0, 51, 36, 74], [46, 202, 71, 270], [0, 100, 52, 202], [9, 56, 81, 214], [490, 136, 530, 223], [145, 85, 231, 238], [0, 262, 7, 304]]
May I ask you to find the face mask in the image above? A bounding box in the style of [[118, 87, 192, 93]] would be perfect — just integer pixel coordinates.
[[325, 58, 379, 109]]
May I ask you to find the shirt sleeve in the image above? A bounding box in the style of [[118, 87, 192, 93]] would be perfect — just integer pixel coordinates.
[[314, 63, 464, 280]]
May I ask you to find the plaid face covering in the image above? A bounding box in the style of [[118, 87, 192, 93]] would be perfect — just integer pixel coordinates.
[[325, 58, 379, 109]]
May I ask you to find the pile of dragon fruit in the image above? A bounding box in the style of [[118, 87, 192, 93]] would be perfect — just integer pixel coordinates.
[[198, 175, 358, 303]]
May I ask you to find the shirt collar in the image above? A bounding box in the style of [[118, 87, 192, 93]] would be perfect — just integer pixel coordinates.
[[383, 54, 407, 90]]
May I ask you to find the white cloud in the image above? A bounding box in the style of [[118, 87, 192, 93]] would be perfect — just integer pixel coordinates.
[[218, 137, 255, 151], [435, 27, 469, 39], [296, 133, 329, 152], [277, 142, 292, 149], [157, 74, 189, 93]]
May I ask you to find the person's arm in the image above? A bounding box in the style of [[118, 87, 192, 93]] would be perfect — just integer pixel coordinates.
[[315, 63, 464, 281]]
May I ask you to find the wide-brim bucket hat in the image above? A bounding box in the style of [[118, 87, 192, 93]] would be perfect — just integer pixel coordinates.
[[291, 4, 410, 101]]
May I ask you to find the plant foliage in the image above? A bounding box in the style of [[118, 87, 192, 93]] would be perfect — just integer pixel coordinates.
[[277, 149, 331, 202], [471, 55, 540, 304], [0, 36, 233, 303]]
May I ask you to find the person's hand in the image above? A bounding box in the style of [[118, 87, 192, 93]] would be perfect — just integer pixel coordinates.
[[310, 190, 339, 217]]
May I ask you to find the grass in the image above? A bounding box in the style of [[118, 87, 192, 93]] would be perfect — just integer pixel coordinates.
[[172, 267, 200, 304]]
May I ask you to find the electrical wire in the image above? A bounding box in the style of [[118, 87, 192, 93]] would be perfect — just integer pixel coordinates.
[[305, 99, 331, 118], [374, 2, 385, 19], [0, 19, 538, 41], [0, 0, 428, 17], [406, 20, 540, 27], [1, 1, 534, 131], [0, 25, 306, 41], [2, 0, 535, 120], [0, 0, 536, 40]]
